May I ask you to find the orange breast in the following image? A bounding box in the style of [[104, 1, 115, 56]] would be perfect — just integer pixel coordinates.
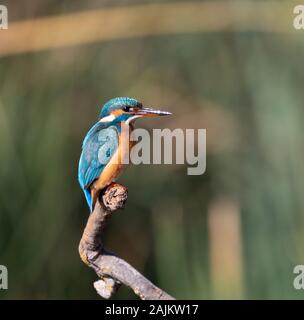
[[91, 125, 134, 208]]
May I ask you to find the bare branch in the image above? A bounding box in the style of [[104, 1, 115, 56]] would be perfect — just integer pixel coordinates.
[[78, 183, 175, 300]]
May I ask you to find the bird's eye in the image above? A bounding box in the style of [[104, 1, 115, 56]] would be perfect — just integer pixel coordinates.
[[123, 106, 133, 112]]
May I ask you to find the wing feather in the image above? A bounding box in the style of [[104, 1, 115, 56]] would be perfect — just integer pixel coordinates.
[[78, 122, 119, 208]]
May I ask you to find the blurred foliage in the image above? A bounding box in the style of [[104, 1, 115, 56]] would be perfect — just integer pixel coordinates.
[[1, 0, 304, 299]]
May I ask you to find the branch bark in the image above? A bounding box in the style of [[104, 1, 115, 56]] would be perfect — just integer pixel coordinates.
[[78, 183, 175, 300]]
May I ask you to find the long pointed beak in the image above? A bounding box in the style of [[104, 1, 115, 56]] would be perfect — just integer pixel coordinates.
[[136, 107, 172, 117]]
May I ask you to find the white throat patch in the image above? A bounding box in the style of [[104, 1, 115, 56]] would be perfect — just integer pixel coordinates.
[[99, 114, 116, 122]]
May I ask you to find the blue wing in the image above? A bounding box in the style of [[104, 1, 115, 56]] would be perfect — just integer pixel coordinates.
[[78, 122, 119, 210]]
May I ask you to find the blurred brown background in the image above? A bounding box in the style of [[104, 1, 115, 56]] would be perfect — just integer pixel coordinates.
[[0, 0, 304, 299]]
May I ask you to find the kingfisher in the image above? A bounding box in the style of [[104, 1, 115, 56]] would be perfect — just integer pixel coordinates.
[[78, 97, 171, 211]]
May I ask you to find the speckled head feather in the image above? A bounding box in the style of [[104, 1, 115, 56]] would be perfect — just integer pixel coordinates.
[[99, 97, 142, 119]]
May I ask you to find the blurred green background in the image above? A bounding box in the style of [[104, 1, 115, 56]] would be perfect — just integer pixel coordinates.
[[0, 0, 304, 299]]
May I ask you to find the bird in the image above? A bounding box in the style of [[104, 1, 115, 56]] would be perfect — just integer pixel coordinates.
[[78, 97, 172, 211]]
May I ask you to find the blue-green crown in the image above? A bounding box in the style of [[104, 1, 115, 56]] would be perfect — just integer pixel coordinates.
[[99, 97, 142, 119]]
